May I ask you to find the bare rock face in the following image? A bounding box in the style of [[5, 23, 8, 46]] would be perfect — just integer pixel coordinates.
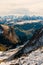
[[1, 25, 19, 44], [0, 25, 20, 50]]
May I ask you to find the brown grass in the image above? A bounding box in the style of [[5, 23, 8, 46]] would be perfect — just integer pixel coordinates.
[[0, 44, 7, 51]]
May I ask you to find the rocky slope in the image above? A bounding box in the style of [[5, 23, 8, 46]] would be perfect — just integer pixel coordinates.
[[0, 26, 43, 65]]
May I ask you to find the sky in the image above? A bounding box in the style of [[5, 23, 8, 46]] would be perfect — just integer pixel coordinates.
[[0, 0, 43, 16]]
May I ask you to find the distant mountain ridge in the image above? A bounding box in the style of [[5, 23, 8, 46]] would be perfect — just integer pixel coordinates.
[[0, 15, 43, 25]]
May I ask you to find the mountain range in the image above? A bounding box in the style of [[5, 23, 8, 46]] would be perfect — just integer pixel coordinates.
[[0, 15, 43, 24]]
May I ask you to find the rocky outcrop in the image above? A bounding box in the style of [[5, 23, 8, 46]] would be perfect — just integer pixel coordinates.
[[0, 25, 20, 50]]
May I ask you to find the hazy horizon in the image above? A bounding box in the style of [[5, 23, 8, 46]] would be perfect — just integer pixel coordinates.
[[0, 0, 43, 16]]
